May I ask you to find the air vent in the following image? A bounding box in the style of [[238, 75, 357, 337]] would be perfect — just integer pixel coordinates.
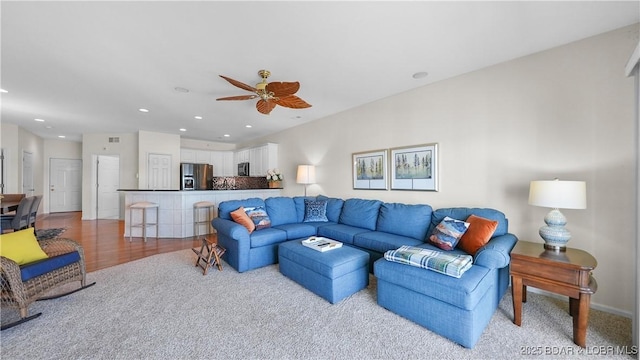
[[108, 137, 120, 143]]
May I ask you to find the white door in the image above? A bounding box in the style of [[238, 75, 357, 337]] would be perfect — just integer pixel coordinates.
[[148, 153, 172, 190], [22, 151, 34, 196], [97, 155, 120, 219], [50, 158, 82, 212]]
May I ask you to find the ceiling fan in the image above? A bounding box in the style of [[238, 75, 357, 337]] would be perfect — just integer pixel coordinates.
[[216, 70, 312, 115]]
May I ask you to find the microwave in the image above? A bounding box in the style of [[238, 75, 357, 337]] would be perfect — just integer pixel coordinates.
[[238, 162, 250, 176]]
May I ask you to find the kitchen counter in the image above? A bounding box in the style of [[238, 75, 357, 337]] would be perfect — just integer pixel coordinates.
[[123, 189, 281, 239]]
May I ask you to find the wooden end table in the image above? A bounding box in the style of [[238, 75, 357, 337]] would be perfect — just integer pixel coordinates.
[[510, 241, 597, 347]]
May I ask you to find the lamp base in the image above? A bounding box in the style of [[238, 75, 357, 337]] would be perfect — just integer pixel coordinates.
[[539, 208, 571, 252], [543, 243, 567, 252]]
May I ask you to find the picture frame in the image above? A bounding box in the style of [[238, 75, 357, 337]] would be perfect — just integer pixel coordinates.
[[352, 149, 388, 190], [390, 143, 438, 191]]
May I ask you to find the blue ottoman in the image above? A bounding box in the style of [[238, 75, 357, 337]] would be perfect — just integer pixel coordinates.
[[278, 240, 369, 304]]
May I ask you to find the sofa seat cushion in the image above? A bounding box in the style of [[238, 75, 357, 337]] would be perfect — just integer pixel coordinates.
[[249, 228, 288, 248], [374, 258, 493, 311], [279, 240, 369, 279], [20, 251, 81, 282], [273, 223, 317, 240], [353, 231, 424, 254], [317, 224, 371, 245], [338, 198, 382, 230], [384, 245, 473, 278], [377, 203, 433, 240]]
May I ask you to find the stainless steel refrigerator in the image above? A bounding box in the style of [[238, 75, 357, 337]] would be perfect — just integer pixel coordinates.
[[180, 163, 213, 190]]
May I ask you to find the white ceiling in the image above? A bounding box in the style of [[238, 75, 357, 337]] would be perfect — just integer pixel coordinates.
[[2, 1, 638, 144]]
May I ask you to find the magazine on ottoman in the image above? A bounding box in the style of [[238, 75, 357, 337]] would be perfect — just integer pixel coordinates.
[[301, 237, 343, 252]]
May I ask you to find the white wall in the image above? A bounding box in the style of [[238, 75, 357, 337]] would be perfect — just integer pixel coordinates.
[[1, 123, 20, 193], [247, 25, 639, 315], [82, 132, 138, 219]]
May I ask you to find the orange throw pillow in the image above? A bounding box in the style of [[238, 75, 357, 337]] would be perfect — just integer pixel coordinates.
[[457, 215, 498, 256], [230, 207, 255, 233]]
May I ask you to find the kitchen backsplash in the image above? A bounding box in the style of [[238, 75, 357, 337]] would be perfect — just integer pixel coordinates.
[[211, 176, 273, 190]]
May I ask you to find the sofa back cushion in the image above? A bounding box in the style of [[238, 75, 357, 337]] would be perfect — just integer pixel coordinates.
[[316, 195, 345, 223], [338, 198, 382, 231], [265, 197, 298, 226], [376, 202, 433, 241], [218, 198, 266, 220], [293, 196, 317, 222], [428, 208, 508, 238]]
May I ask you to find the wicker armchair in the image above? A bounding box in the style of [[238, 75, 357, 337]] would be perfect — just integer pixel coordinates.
[[1, 238, 95, 330]]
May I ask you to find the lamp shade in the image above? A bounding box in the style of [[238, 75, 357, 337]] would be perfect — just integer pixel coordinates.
[[296, 165, 316, 185], [528, 180, 586, 209]]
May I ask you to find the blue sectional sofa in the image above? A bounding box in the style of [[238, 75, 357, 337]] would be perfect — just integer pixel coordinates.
[[211, 195, 517, 348]]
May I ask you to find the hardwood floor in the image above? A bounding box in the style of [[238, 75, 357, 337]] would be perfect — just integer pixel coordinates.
[[36, 212, 206, 273]]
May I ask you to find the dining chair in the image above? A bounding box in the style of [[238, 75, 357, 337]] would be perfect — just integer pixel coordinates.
[[0, 196, 34, 233], [27, 195, 43, 230]]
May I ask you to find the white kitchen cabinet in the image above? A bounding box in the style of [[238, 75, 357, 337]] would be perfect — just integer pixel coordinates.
[[249, 146, 263, 176], [235, 149, 250, 164], [195, 150, 211, 164], [222, 151, 234, 176], [234, 143, 277, 177], [180, 149, 196, 163], [211, 151, 234, 176]]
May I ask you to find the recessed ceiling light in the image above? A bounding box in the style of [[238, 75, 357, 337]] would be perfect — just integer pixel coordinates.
[[179, 128, 186, 132], [412, 71, 428, 79], [0, 89, 8, 93], [223, 134, 230, 137], [34, 118, 45, 122], [58, 135, 65, 138], [45, 126, 53, 129], [245, 125, 252, 128], [138, 108, 149, 113], [194, 116, 203, 120], [174, 87, 189, 93]]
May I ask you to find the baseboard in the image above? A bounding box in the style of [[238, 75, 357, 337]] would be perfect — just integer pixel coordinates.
[[525, 287, 632, 319]]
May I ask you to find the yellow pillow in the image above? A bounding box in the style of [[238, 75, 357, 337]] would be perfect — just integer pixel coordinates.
[[0, 227, 49, 265]]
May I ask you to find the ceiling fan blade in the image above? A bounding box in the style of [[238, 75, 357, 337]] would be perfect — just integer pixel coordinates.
[[216, 95, 257, 101], [219, 75, 257, 93], [257, 99, 277, 115], [274, 95, 312, 109], [266, 81, 300, 97]]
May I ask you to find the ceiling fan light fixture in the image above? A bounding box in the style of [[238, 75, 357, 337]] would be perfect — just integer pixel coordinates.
[[256, 81, 267, 91]]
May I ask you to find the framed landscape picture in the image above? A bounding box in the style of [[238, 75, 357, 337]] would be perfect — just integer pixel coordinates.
[[352, 149, 388, 190], [390, 143, 438, 191]]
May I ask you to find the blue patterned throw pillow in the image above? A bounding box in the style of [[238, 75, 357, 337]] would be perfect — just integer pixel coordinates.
[[429, 216, 470, 251], [303, 199, 328, 222], [244, 206, 271, 230]]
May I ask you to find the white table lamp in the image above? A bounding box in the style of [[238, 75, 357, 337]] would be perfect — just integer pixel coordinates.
[[296, 165, 316, 196], [528, 179, 586, 251]]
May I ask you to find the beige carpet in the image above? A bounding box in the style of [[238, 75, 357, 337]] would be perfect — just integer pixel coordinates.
[[0, 249, 634, 359]]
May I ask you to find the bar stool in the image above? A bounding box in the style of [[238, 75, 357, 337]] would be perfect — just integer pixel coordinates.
[[193, 201, 215, 239], [129, 201, 159, 242]]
